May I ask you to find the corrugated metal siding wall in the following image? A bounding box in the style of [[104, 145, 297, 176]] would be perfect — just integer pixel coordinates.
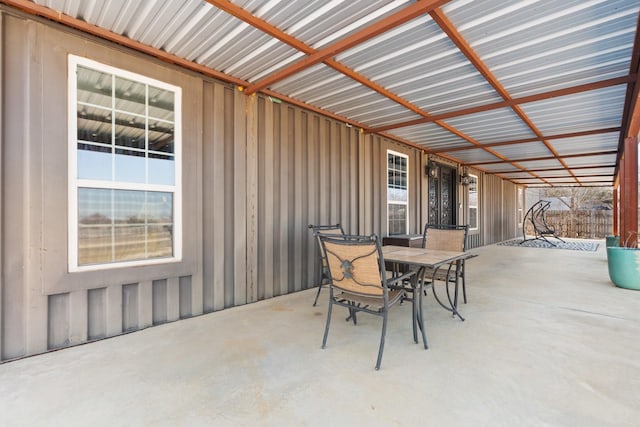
[[0, 11, 430, 361], [479, 173, 519, 246]]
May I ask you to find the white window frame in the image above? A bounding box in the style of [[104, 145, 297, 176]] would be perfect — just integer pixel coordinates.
[[468, 174, 479, 231], [387, 150, 409, 235], [517, 187, 524, 227], [68, 55, 182, 272]]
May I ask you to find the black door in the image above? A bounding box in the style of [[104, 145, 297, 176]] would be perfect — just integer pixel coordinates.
[[428, 164, 456, 225]]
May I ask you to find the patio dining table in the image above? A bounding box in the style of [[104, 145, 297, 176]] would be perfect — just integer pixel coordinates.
[[382, 245, 476, 348]]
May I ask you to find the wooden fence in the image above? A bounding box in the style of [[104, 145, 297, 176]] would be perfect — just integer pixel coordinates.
[[524, 210, 613, 239]]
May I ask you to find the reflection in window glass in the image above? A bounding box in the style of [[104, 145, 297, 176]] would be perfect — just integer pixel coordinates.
[[77, 188, 174, 266], [115, 76, 146, 115], [71, 56, 180, 269], [387, 151, 408, 235]]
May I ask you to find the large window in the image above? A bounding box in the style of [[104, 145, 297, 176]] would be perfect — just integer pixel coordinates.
[[469, 174, 478, 230], [387, 150, 408, 235], [68, 56, 181, 271]]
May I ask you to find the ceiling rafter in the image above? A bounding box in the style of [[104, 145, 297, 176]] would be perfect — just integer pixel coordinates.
[[429, 8, 577, 185]]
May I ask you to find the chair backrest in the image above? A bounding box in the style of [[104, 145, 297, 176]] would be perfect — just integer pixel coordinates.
[[422, 223, 468, 252], [529, 200, 553, 231], [309, 224, 345, 266], [320, 235, 385, 297]]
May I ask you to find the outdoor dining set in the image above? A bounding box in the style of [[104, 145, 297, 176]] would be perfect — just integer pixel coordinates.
[[308, 223, 476, 370]]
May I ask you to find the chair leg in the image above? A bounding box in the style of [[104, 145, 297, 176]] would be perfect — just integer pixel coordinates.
[[462, 274, 467, 304], [322, 299, 333, 349], [312, 283, 323, 306], [375, 311, 388, 370], [417, 283, 428, 349]]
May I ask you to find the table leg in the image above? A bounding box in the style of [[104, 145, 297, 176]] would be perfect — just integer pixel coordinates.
[[417, 268, 428, 349]]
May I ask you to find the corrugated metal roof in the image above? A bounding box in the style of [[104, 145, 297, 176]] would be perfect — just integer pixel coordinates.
[[445, 0, 638, 97], [515, 159, 565, 170], [491, 142, 552, 159], [519, 85, 627, 134], [552, 131, 620, 156], [23, 0, 640, 187], [387, 122, 471, 150], [446, 148, 502, 164]]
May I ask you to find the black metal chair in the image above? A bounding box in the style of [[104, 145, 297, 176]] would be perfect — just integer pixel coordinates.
[[319, 234, 414, 370], [308, 224, 345, 306], [413, 224, 470, 322]]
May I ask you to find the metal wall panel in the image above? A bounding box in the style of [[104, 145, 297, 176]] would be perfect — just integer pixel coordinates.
[[0, 10, 515, 361], [87, 288, 106, 340], [179, 276, 192, 319], [48, 293, 69, 349], [152, 279, 168, 325]]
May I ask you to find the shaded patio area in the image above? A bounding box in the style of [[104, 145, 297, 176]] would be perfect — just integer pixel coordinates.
[[1, 239, 639, 426]]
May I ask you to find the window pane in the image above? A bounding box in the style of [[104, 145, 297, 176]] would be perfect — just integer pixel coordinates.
[[388, 204, 407, 235], [77, 188, 174, 266], [148, 154, 175, 185], [114, 112, 145, 150], [114, 149, 145, 183], [78, 188, 113, 265], [77, 104, 112, 144], [388, 188, 407, 202], [115, 76, 146, 115], [114, 190, 145, 224], [470, 207, 478, 229], [146, 192, 173, 223], [78, 225, 113, 265], [77, 66, 112, 108], [148, 124, 174, 154], [114, 225, 146, 261], [148, 224, 173, 258], [148, 86, 174, 121], [79, 188, 112, 224], [77, 144, 112, 181]]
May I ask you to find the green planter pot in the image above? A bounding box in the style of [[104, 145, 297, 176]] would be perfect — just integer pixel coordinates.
[[606, 235, 619, 247], [607, 246, 640, 290]]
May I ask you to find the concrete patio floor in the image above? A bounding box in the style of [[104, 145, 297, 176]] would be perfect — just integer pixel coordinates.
[[1, 239, 639, 426]]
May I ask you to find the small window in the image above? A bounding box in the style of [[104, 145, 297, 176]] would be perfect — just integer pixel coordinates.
[[468, 174, 478, 230], [517, 187, 524, 226], [68, 55, 182, 271], [387, 150, 408, 235]]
